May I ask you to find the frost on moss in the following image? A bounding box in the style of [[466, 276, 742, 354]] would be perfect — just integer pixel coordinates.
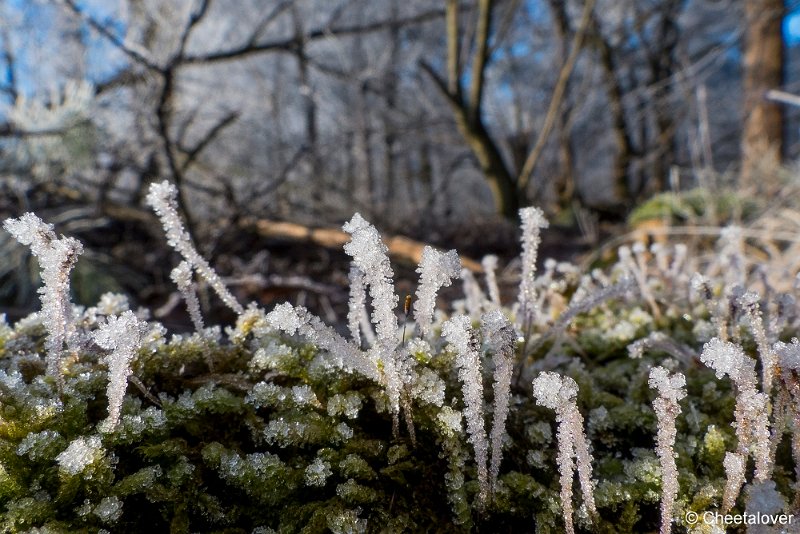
[[4, 209, 800, 532]]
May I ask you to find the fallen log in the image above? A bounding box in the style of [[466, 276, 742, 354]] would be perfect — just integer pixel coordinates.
[[240, 217, 484, 273]]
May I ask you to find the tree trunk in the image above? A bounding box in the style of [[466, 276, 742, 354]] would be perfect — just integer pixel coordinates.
[[741, 0, 784, 188]]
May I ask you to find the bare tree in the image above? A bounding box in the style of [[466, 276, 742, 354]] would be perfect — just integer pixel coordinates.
[[741, 0, 784, 188]]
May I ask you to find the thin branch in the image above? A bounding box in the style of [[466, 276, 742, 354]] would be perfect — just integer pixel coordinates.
[[183, 8, 449, 64], [446, 0, 461, 98], [766, 89, 800, 108], [179, 111, 239, 173], [59, 0, 163, 72], [468, 0, 493, 123], [517, 0, 596, 192]]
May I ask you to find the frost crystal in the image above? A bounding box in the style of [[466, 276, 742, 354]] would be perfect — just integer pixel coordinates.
[[347, 265, 368, 346], [737, 291, 776, 396], [532, 372, 596, 534], [442, 315, 489, 507], [481, 255, 502, 308], [649, 367, 686, 534], [93, 311, 145, 431], [146, 181, 243, 315], [305, 457, 332, 487], [700, 338, 772, 492], [414, 246, 461, 338], [266, 303, 379, 382], [170, 260, 204, 333], [517, 206, 548, 327], [437, 405, 464, 436], [342, 213, 399, 344], [342, 214, 404, 426], [722, 452, 745, 513], [93, 496, 123, 523], [481, 310, 516, 495], [56, 435, 104, 476], [460, 268, 486, 318], [4, 213, 84, 389]]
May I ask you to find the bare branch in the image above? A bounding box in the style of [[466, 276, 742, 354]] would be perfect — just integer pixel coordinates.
[[517, 0, 596, 193], [183, 8, 449, 64], [468, 0, 493, 123], [59, 0, 162, 72]]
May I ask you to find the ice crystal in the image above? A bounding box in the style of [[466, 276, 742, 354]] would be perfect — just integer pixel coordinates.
[[93, 311, 145, 431], [700, 338, 771, 491], [722, 452, 746, 513], [305, 457, 332, 487], [170, 260, 204, 333], [532, 372, 596, 534], [146, 181, 243, 314], [437, 405, 464, 436], [327, 392, 363, 419], [56, 435, 104, 476], [410, 366, 445, 407], [414, 246, 461, 338], [342, 213, 398, 344], [4, 213, 84, 389], [649, 367, 686, 534], [347, 265, 368, 346], [460, 268, 486, 317], [93, 496, 123, 523], [738, 291, 776, 396], [342, 214, 403, 422], [442, 315, 489, 507], [517, 206, 548, 327], [266, 303, 378, 382], [481, 310, 516, 495], [481, 255, 502, 308]]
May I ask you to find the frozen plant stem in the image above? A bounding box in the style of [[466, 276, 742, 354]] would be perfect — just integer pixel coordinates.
[[414, 246, 461, 339], [649, 366, 686, 534], [93, 311, 144, 431], [482, 310, 516, 495], [532, 372, 596, 534], [738, 292, 776, 396], [481, 255, 501, 308], [700, 338, 772, 492], [171, 261, 205, 333], [442, 315, 489, 508], [4, 213, 83, 391], [146, 181, 244, 315], [517, 207, 548, 329], [343, 213, 404, 432]]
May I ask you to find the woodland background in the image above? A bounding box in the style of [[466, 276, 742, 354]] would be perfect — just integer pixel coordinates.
[[0, 0, 798, 327]]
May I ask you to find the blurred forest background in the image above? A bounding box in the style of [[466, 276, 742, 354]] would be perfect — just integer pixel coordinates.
[[0, 0, 799, 328]]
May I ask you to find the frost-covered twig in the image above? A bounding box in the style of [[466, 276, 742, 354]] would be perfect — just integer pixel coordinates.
[[482, 255, 501, 308], [170, 261, 205, 333], [343, 213, 404, 429], [722, 451, 746, 513], [93, 311, 144, 431], [266, 303, 379, 383], [461, 268, 486, 318], [4, 213, 83, 390], [146, 181, 244, 315], [649, 367, 686, 534], [517, 207, 548, 328], [414, 246, 460, 339], [527, 277, 634, 355], [700, 338, 771, 489], [347, 264, 368, 346], [738, 291, 776, 396], [627, 332, 695, 367], [442, 315, 489, 508], [532, 372, 596, 534], [482, 310, 516, 495]]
